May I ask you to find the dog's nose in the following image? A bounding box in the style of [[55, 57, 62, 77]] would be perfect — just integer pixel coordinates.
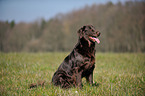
[[97, 32, 100, 37]]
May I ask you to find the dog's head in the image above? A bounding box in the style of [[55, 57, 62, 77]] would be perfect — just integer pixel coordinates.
[[78, 25, 100, 44]]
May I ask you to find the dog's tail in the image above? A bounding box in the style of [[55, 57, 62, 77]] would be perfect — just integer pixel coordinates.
[[29, 80, 45, 89], [52, 70, 75, 89]]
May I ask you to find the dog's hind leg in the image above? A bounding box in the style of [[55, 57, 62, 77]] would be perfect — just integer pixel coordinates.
[[52, 70, 73, 89]]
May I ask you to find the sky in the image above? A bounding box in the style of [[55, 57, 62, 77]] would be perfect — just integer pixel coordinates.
[[0, 0, 126, 23]]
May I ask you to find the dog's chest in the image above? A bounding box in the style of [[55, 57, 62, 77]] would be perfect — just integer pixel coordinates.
[[83, 56, 95, 70], [75, 55, 95, 70]]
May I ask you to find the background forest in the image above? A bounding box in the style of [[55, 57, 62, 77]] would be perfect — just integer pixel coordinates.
[[0, 1, 145, 52]]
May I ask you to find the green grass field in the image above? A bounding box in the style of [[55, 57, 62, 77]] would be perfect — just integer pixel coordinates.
[[0, 52, 144, 96]]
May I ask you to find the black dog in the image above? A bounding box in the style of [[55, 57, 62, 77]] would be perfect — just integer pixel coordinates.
[[52, 25, 100, 89]]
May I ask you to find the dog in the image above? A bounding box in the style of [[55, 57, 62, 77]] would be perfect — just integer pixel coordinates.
[[52, 25, 100, 89]]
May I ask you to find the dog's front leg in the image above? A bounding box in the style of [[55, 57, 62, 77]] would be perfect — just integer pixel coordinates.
[[86, 72, 93, 85], [76, 72, 82, 89], [75, 68, 83, 89]]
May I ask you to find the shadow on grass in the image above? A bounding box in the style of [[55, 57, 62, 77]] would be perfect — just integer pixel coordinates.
[[92, 82, 100, 87]]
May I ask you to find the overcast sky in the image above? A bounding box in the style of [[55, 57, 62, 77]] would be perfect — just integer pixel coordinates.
[[0, 0, 126, 23]]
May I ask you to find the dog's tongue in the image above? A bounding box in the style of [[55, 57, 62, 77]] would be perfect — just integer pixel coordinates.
[[94, 37, 100, 44], [89, 37, 100, 44], [90, 37, 100, 44]]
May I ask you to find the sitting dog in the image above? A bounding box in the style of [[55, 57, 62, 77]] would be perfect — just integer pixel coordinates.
[[52, 25, 100, 89]]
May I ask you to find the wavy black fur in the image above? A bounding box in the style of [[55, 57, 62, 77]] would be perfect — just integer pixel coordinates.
[[52, 25, 100, 89]]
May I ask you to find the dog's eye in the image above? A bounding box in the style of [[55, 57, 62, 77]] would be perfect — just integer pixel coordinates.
[[89, 26, 92, 29]]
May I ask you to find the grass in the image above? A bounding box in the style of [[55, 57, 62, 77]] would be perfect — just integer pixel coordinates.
[[0, 52, 144, 96]]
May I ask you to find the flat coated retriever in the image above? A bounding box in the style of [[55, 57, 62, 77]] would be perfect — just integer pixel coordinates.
[[52, 25, 100, 89]]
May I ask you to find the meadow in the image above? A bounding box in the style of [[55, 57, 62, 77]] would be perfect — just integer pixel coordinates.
[[0, 52, 144, 96]]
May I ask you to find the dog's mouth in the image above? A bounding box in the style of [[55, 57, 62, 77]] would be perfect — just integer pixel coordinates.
[[89, 36, 100, 44], [89, 31, 100, 44]]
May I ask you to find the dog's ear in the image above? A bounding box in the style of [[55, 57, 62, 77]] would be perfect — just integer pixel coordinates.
[[82, 26, 86, 31], [78, 26, 86, 38]]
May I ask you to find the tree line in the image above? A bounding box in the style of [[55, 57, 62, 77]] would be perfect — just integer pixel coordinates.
[[0, 1, 145, 52]]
